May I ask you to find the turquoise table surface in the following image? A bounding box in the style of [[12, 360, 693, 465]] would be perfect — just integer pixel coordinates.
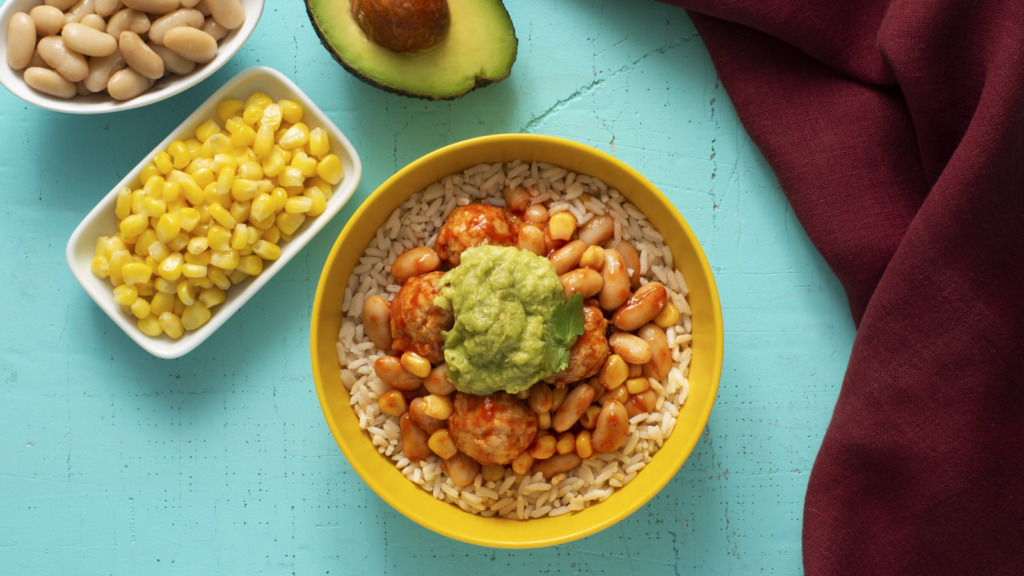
[[0, 1, 856, 574]]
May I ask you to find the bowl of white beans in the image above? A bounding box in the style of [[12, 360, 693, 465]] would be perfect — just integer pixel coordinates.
[[1, 0, 264, 114], [311, 134, 723, 547], [66, 66, 362, 358]]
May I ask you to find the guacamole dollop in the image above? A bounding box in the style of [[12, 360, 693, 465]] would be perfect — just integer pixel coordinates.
[[436, 244, 565, 395]]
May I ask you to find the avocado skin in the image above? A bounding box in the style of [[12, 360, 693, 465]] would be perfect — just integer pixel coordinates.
[[304, 0, 518, 101]]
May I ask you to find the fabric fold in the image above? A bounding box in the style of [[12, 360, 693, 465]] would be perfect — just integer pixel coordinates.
[[659, 1, 1024, 573]]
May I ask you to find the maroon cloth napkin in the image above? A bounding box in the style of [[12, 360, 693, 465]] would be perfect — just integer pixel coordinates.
[[658, 0, 1024, 573]]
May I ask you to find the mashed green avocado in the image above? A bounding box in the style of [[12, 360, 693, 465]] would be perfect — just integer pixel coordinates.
[[436, 245, 565, 395]]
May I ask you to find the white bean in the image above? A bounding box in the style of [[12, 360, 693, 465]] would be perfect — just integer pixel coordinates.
[[149, 42, 195, 75], [560, 268, 603, 300], [391, 247, 440, 284], [598, 248, 630, 311], [36, 35, 88, 82], [118, 31, 163, 79], [591, 399, 629, 454], [608, 331, 652, 365], [532, 453, 582, 478], [517, 223, 545, 256], [6, 12, 36, 70], [552, 383, 595, 433], [372, 355, 422, 391], [399, 414, 431, 462], [443, 452, 480, 487], [120, 0, 180, 15], [361, 294, 392, 351], [162, 26, 217, 63], [79, 13, 106, 30], [62, 22, 117, 56], [29, 5, 65, 37], [578, 214, 614, 246], [94, 0, 122, 17], [204, 0, 245, 30], [64, 0, 96, 24], [200, 17, 229, 41], [22, 66, 76, 98], [105, 8, 149, 38], [638, 323, 671, 381], [148, 8, 204, 44], [45, 0, 79, 11], [106, 66, 151, 100], [612, 281, 667, 332], [549, 239, 586, 276], [83, 50, 124, 92]]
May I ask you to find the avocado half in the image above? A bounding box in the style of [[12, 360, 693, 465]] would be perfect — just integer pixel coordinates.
[[305, 0, 518, 100]]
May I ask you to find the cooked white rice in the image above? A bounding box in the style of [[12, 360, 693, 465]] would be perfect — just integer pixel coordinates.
[[337, 160, 692, 519]]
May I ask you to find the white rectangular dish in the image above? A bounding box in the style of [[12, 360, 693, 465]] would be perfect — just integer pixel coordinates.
[[66, 66, 362, 358]]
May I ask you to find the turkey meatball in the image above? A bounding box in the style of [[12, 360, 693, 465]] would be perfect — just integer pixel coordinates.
[[434, 203, 516, 267], [389, 271, 453, 363], [447, 391, 539, 466]]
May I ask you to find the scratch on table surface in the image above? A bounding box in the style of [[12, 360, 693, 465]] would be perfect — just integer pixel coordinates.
[[522, 35, 699, 134]]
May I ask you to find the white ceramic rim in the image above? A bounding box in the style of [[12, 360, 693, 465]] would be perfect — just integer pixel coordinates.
[[65, 66, 363, 358], [0, 0, 265, 114]]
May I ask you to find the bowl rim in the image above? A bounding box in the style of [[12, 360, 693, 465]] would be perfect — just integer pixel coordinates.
[[0, 0, 265, 114], [311, 133, 723, 548], [65, 65, 362, 359]]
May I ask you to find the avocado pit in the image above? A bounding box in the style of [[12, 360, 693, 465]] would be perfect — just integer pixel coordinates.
[[351, 0, 450, 52]]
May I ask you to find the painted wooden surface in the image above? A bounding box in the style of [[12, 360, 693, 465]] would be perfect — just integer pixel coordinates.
[[0, 0, 855, 573]]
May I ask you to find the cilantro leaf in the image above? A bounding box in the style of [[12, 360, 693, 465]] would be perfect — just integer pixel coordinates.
[[543, 292, 586, 373]]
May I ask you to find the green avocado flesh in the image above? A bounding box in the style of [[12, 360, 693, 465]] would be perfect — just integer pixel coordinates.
[[305, 0, 518, 100]]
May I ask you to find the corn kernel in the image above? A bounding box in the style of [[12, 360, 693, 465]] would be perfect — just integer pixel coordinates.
[[236, 254, 263, 276], [579, 405, 601, 429], [276, 212, 305, 236], [260, 103, 283, 130], [226, 117, 256, 147], [119, 214, 149, 239], [399, 351, 432, 378], [91, 255, 110, 278], [166, 232, 190, 253], [216, 98, 244, 124], [549, 211, 577, 241], [157, 252, 184, 281], [137, 314, 162, 336], [528, 433, 557, 460], [279, 99, 303, 124], [231, 178, 260, 202], [129, 297, 151, 319], [252, 239, 281, 260], [229, 201, 251, 224], [198, 286, 226, 308], [139, 162, 161, 185], [511, 452, 534, 475], [158, 312, 184, 339], [575, 430, 594, 458], [210, 250, 239, 270], [114, 186, 131, 220], [195, 118, 221, 143], [121, 262, 152, 285], [112, 284, 138, 306], [150, 291, 175, 316], [250, 193, 276, 223], [270, 187, 289, 211], [181, 302, 211, 330], [228, 270, 248, 284], [626, 377, 651, 395], [153, 150, 173, 174], [556, 432, 576, 455], [153, 276, 177, 294], [182, 263, 208, 279], [155, 213, 181, 244], [230, 224, 249, 250], [304, 186, 327, 217], [179, 207, 201, 232], [277, 165, 305, 188], [208, 202, 237, 229], [316, 154, 344, 185], [185, 250, 211, 266], [208, 267, 231, 290], [168, 140, 191, 169], [378, 390, 407, 418], [599, 354, 629, 390], [428, 429, 458, 460], [253, 123, 275, 158], [176, 279, 196, 305], [245, 91, 272, 110], [308, 127, 329, 157], [278, 122, 309, 149], [285, 196, 313, 214], [207, 225, 231, 251], [654, 301, 681, 328], [134, 229, 157, 257]]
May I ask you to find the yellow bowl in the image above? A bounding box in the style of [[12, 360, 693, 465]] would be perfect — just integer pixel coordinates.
[[310, 134, 723, 547]]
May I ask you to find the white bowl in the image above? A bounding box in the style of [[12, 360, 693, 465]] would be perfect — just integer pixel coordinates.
[[0, 0, 264, 114], [66, 66, 363, 358]]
